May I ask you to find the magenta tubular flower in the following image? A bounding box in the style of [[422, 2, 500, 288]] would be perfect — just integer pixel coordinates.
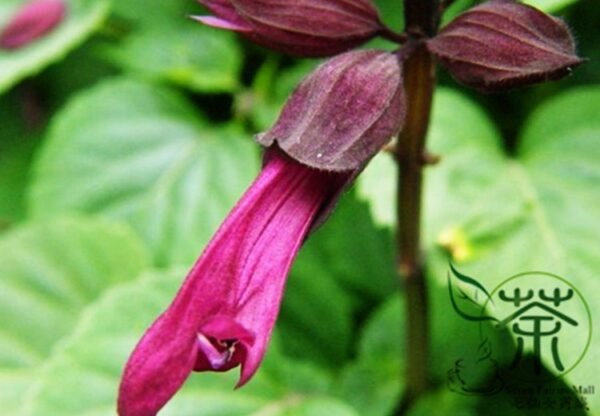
[[119, 47, 406, 416], [193, 0, 388, 57], [0, 0, 66, 50], [118, 149, 351, 416]]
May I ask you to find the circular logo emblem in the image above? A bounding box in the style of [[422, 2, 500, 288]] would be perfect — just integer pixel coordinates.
[[482, 272, 592, 381], [447, 266, 593, 396]]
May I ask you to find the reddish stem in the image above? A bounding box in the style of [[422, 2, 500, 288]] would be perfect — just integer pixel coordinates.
[[394, 0, 440, 411]]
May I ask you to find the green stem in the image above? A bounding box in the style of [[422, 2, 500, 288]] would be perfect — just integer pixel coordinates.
[[395, 0, 439, 410]]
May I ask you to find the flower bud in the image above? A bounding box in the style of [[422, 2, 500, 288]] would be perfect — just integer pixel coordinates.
[[194, 0, 386, 57], [426, 0, 582, 91], [0, 0, 66, 50], [257, 50, 405, 171]]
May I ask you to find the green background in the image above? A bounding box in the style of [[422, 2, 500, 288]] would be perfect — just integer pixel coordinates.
[[0, 0, 598, 414]]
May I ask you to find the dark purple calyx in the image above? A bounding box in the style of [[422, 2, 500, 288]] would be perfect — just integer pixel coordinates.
[[195, 0, 388, 57], [426, 0, 582, 91], [257, 50, 406, 171]]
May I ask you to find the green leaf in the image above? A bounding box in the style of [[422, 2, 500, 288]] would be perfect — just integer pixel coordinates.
[[109, 0, 183, 26], [0, 0, 110, 94], [109, 23, 242, 93], [407, 389, 481, 416], [349, 268, 584, 416], [34, 38, 118, 109], [105, 0, 242, 93], [351, 280, 497, 385], [0, 217, 151, 415], [359, 86, 599, 285], [308, 193, 397, 302], [408, 379, 587, 416], [438, 0, 579, 23], [29, 78, 260, 266], [358, 88, 508, 242], [22, 269, 359, 416], [357, 86, 600, 413], [468, 87, 600, 412], [275, 192, 396, 368], [333, 294, 405, 416], [335, 357, 403, 416], [280, 398, 359, 416], [249, 60, 317, 131], [372, 0, 404, 31], [441, 0, 476, 25], [355, 153, 395, 227], [523, 0, 579, 12], [0, 92, 37, 225], [278, 247, 355, 367], [0, 136, 37, 224], [356, 295, 406, 361]]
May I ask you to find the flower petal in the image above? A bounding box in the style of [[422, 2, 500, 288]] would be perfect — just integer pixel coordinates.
[[196, 0, 253, 31], [195, 315, 255, 371], [118, 149, 350, 416], [191, 15, 252, 32]]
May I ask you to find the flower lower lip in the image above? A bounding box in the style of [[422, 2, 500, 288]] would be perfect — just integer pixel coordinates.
[[196, 333, 237, 370]]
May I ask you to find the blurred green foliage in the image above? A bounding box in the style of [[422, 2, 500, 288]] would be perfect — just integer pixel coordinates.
[[0, 0, 598, 415]]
